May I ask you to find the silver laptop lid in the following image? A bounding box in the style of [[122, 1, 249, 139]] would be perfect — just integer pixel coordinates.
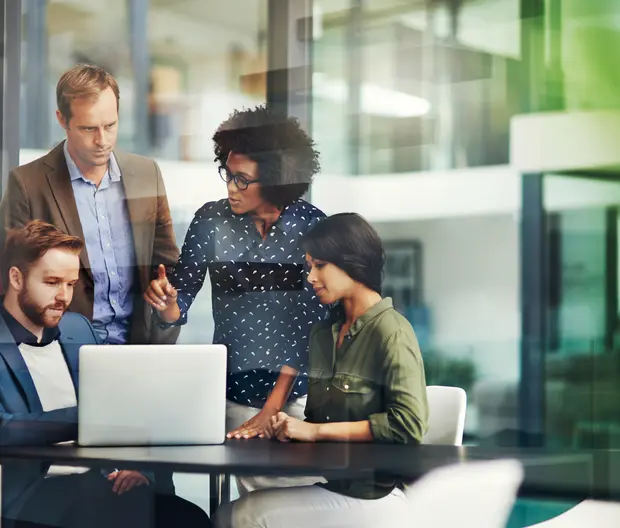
[[78, 344, 226, 446]]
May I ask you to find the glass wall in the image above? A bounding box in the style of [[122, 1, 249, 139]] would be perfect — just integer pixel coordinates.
[[21, 0, 267, 160], [6, 0, 620, 523], [14, 0, 273, 511], [313, 0, 521, 176], [310, 0, 620, 451], [19, 0, 268, 346], [7, 0, 620, 485], [544, 174, 620, 449], [311, 0, 523, 442]]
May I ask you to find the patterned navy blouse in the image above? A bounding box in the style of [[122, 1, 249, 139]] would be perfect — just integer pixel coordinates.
[[168, 199, 328, 406]]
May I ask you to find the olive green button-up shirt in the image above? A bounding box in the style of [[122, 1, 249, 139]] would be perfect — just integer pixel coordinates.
[[305, 297, 429, 499]]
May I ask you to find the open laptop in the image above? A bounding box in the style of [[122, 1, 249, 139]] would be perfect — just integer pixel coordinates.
[[78, 344, 226, 446]]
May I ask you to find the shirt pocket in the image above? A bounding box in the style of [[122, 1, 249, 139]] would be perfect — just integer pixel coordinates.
[[331, 373, 379, 421]]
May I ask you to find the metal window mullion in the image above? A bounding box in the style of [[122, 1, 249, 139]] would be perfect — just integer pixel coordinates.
[[1, 0, 22, 194]]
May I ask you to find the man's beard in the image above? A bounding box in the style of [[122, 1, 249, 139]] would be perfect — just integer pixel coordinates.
[[18, 288, 68, 329]]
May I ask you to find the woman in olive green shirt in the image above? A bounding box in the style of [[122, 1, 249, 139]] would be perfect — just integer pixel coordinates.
[[215, 213, 428, 528]]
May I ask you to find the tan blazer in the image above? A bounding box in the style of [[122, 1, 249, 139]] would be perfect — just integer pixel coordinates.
[[0, 141, 180, 345]]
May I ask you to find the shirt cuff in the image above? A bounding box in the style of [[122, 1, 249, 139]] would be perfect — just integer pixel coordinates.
[[280, 350, 306, 373], [368, 412, 394, 443], [152, 307, 187, 329]]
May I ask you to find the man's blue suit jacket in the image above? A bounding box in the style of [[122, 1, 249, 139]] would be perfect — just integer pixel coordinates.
[[0, 311, 95, 517], [0, 311, 173, 519]]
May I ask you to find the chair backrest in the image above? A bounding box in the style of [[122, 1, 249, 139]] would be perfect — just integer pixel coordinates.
[[406, 459, 523, 528], [423, 385, 467, 446]]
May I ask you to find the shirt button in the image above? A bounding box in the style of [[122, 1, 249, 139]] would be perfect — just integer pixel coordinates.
[[111, 300, 116, 306], [111, 271, 116, 276], [344, 384, 349, 390], [326, 387, 330, 391], [100, 215, 105, 219], [326, 416, 330, 421]]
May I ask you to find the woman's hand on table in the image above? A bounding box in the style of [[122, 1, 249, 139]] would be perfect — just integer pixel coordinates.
[[271, 412, 320, 442], [227, 407, 278, 440]]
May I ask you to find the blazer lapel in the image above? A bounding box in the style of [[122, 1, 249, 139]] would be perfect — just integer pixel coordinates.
[[115, 150, 154, 293], [0, 317, 43, 413], [43, 142, 93, 280]]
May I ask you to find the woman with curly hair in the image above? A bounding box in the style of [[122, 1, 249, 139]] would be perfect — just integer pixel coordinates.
[[144, 105, 328, 470]]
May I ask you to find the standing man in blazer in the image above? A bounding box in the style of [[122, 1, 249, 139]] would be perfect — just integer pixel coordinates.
[[0, 63, 179, 346]]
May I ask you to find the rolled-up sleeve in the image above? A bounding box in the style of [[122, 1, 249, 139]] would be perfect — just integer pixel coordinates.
[[368, 329, 428, 444]]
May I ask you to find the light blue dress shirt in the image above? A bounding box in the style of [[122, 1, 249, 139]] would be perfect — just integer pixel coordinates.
[[63, 142, 137, 344]]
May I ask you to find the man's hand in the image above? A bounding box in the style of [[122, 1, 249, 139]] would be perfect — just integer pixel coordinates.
[[227, 407, 279, 440], [272, 412, 320, 443], [107, 470, 150, 495], [144, 264, 180, 322]]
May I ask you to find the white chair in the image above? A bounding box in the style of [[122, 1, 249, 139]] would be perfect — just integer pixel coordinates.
[[423, 385, 467, 446], [526, 500, 620, 527], [406, 459, 523, 528]]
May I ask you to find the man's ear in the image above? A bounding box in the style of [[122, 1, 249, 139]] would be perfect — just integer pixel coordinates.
[[8, 266, 25, 292], [56, 109, 69, 131]]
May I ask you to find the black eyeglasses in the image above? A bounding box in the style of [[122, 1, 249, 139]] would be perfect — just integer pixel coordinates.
[[218, 166, 260, 191]]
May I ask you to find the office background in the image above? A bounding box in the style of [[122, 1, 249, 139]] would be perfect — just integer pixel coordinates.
[[2, 0, 620, 467]]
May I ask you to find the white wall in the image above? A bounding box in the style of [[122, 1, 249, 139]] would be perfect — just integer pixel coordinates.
[[511, 110, 620, 173], [312, 165, 522, 221], [375, 214, 521, 383]]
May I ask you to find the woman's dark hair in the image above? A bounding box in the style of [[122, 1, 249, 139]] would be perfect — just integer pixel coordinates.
[[213, 105, 321, 209], [301, 213, 385, 295]]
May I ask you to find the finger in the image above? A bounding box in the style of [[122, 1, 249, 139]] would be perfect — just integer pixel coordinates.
[[273, 416, 288, 432], [272, 413, 286, 424], [243, 429, 260, 439], [165, 284, 178, 298], [272, 419, 284, 434], [277, 428, 291, 443], [227, 426, 244, 438], [107, 471, 119, 481], [227, 417, 256, 438], [144, 290, 167, 310], [239, 427, 259, 439], [272, 416, 286, 430], [157, 264, 167, 280], [145, 288, 166, 306], [234, 429, 250, 439], [119, 476, 136, 495], [226, 429, 244, 439], [262, 423, 274, 439], [149, 280, 168, 301], [146, 286, 168, 305], [112, 473, 124, 493]]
